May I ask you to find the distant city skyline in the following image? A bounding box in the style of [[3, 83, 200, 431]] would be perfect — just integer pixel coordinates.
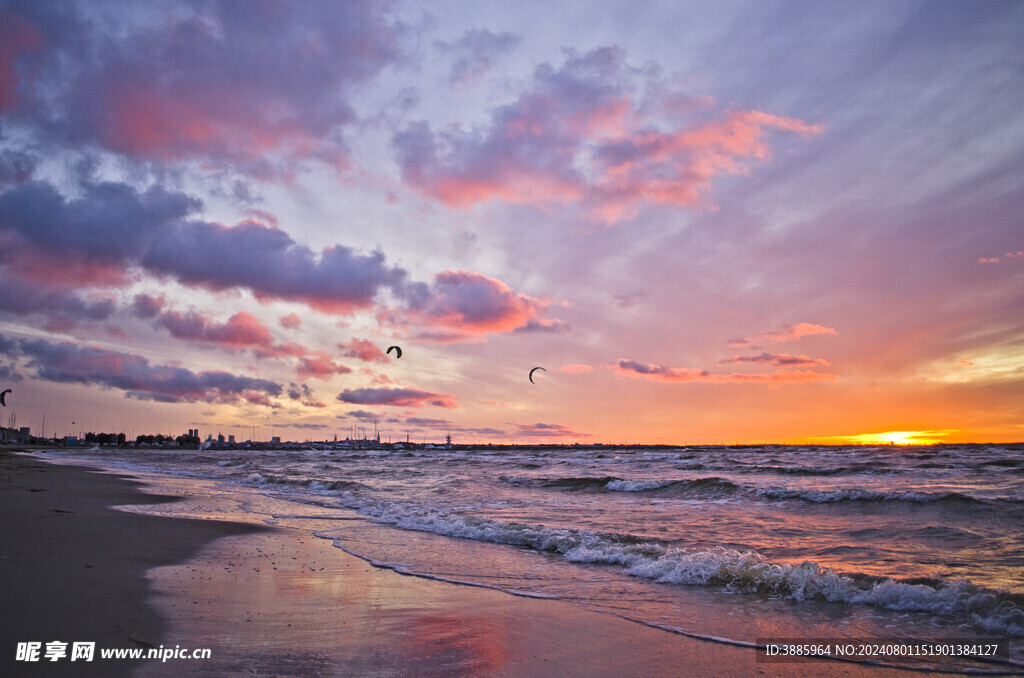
[[0, 1, 1021, 445]]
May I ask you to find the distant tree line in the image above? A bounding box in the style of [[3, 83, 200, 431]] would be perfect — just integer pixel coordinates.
[[81, 432, 200, 447]]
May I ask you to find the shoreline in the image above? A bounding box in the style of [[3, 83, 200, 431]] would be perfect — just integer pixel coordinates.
[[2, 449, 969, 676], [0, 449, 267, 677]]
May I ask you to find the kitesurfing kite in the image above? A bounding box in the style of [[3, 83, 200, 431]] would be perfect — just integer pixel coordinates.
[[0, 389, 10, 406], [529, 367, 546, 384], [387, 346, 402, 359]]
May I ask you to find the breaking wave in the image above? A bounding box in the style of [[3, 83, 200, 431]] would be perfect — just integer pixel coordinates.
[[500, 474, 1017, 506], [328, 492, 1024, 636]]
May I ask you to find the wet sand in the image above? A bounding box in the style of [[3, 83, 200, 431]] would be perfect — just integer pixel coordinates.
[[0, 450, 266, 677], [2, 450, 958, 677]]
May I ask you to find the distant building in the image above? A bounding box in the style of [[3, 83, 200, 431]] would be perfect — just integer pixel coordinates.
[[228, 434, 235, 444], [271, 436, 281, 445], [64, 436, 78, 447], [217, 433, 225, 444], [0, 427, 30, 444]]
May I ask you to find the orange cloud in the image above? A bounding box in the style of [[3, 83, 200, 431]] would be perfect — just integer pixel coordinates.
[[729, 322, 837, 346], [613, 359, 836, 384]]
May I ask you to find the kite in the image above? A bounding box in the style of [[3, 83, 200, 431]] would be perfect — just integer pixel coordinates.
[[387, 346, 402, 359], [0, 389, 9, 406], [529, 367, 546, 384]]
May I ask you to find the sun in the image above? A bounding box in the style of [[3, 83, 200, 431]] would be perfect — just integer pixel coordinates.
[[804, 430, 958, 446]]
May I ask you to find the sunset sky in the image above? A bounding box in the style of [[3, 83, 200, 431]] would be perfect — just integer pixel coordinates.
[[1, 0, 1021, 445]]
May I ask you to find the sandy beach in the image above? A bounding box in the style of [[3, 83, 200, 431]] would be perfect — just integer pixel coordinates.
[[0, 450, 972, 677]]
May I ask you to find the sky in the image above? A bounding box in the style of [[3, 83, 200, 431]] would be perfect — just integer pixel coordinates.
[[0, 0, 1021, 445]]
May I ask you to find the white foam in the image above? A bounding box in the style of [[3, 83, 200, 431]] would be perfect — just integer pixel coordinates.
[[330, 491, 1024, 636], [605, 479, 676, 492]]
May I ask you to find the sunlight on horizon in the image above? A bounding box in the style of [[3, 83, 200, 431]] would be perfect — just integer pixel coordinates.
[[806, 430, 959, 446]]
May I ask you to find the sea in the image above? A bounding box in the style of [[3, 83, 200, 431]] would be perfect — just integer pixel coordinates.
[[37, 443, 1024, 672]]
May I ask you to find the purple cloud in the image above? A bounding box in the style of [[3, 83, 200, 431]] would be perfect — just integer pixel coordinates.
[[337, 387, 457, 408], [718, 352, 829, 367], [0, 273, 115, 322], [515, 422, 590, 438], [0, 180, 410, 312], [393, 47, 821, 221], [436, 29, 521, 84], [4, 2, 400, 175], [0, 334, 282, 404]]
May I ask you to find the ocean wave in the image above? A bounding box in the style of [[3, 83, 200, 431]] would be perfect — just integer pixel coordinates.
[[502, 472, 1018, 507], [328, 492, 1024, 636], [243, 472, 367, 493], [605, 478, 679, 492], [754, 487, 994, 504]]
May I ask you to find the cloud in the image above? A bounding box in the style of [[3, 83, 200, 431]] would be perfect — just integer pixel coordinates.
[[337, 387, 457, 408], [393, 47, 821, 222], [0, 180, 408, 311], [296, 351, 353, 380], [403, 270, 548, 341], [4, 2, 399, 174], [0, 273, 115, 323], [286, 382, 325, 408], [0, 8, 45, 113], [0, 363, 23, 381], [0, 334, 282, 404], [718, 352, 829, 367], [156, 310, 275, 351], [0, 180, 557, 337], [404, 417, 452, 428], [728, 322, 838, 347], [613, 359, 836, 384], [515, 422, 590, 438], [337, 409, 385, 421], [282, 423, 330, 430], [337, 338, 388, 363], [435, 29, 521, 84], [279, 313, 302, 329], [979, 251, 1023, 264], [131, 293, 165, 319]]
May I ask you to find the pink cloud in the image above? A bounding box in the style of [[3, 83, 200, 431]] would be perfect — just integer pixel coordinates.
[[394, 47, 822, 222], [613, 359, 836, 384], [3, 181, 557, 341], [338, 338, 388, 363], [296, 351, 353, 381], [4, 3, 402, 175], [3, 245, 131, 289], [157, 310, 275, 351], [979, 252, 1022, 264], [403, 270, 548, 341], [279, 313, 302, 329], [0, 10, 44, 112]]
